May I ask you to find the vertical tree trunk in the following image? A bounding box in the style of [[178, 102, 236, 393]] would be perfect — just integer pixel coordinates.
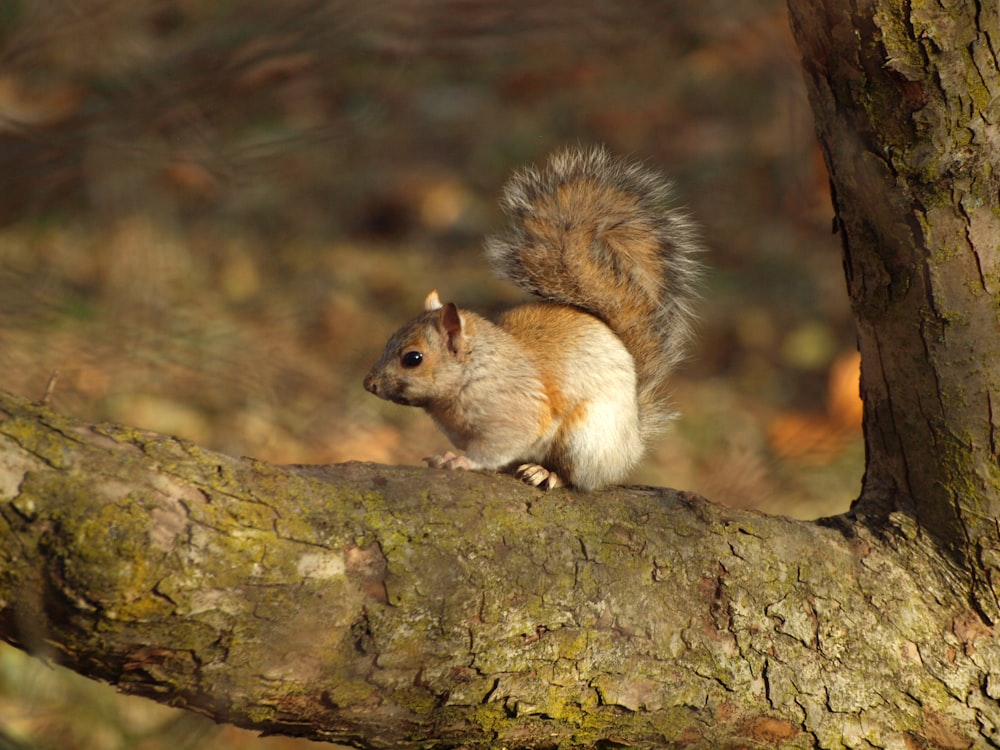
[[788, 0, 1000, 617]]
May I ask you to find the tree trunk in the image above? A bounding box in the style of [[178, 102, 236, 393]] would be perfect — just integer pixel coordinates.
[[787, 0, 1000, 620], [2, 2, 1000, 747]]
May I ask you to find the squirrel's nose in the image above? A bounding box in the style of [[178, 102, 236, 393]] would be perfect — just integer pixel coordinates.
[[363, 372, 377, 395]]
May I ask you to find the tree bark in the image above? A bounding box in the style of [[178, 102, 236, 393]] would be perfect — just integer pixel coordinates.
[[3, 2, 1000, 747], [1, 388, 997, 749], [787, 0, 1000, 617]]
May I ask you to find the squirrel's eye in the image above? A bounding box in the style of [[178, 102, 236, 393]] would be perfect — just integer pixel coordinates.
[[401, 350, 423, 368]]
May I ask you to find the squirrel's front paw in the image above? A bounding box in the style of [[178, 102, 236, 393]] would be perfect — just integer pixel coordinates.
[[424, 451, 473, 471], [516, 463, 565, 490]]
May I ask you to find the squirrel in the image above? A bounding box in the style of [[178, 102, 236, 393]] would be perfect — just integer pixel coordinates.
[[363, 146, 702, 490]]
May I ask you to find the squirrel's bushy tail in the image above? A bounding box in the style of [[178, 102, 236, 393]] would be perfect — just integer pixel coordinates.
[[485, 146, 703, 438]]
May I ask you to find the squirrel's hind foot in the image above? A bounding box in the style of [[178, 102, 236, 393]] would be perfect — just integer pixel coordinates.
[[516, 463, 565, 490], [424, 453, 565, 490]]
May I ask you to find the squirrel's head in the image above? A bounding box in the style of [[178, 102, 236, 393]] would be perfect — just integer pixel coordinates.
[[363, 290, 472, 407]]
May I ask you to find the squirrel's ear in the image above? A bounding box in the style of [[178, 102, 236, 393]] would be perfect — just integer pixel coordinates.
[[424, 290, 442, 311], [440, 302, 463, 354]]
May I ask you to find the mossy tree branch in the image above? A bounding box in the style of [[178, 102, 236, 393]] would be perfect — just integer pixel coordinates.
[[1, 390, 998, 748]]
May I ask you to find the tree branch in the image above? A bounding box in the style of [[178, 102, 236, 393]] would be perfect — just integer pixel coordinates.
[[1, 390, 995, 747]]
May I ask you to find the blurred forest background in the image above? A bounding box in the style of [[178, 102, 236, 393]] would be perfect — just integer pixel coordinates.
[[0, 0, 863, 747]]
